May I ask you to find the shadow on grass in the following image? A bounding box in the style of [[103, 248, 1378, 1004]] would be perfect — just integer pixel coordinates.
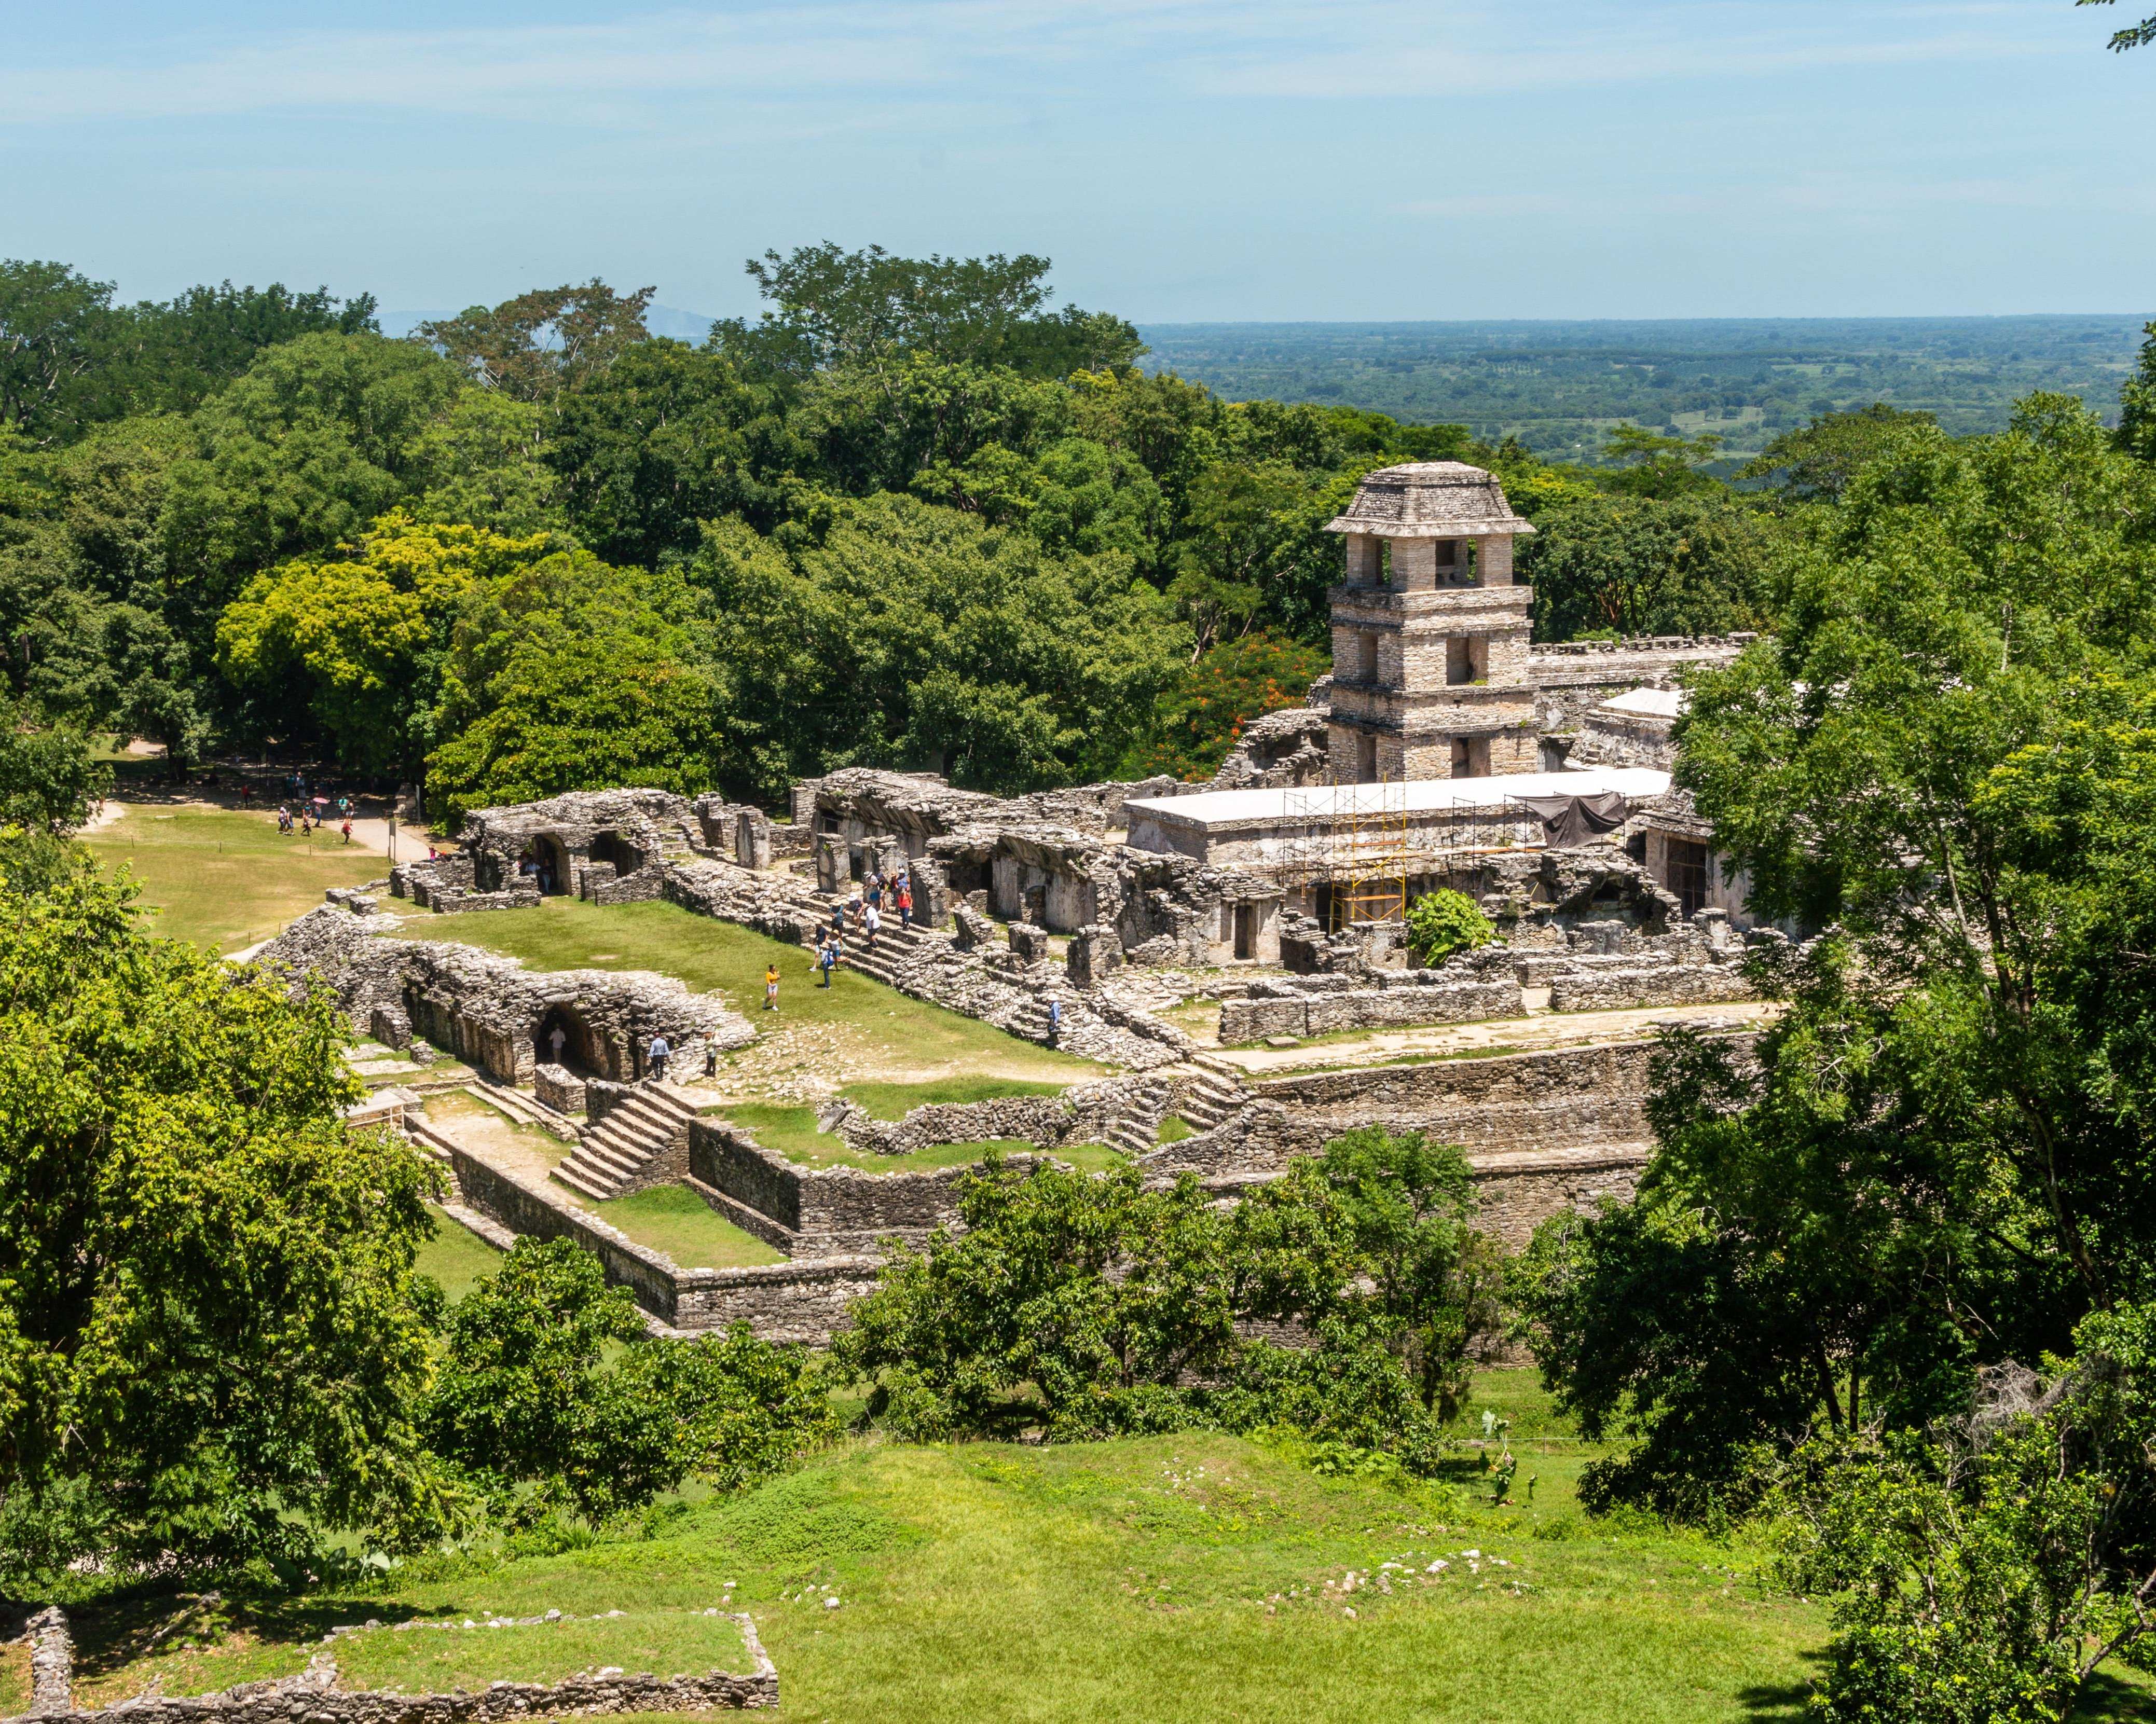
[[1739, 1652, 1827, 1718]]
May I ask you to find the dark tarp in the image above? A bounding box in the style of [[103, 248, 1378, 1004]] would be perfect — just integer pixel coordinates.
[[1517, 791, 1630, 848]]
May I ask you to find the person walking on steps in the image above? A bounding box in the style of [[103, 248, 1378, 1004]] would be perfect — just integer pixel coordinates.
[[863, 900, 881, 950], [648, 1034, 670, 1082], [764, 962, 780, 1011], [1048, 996, 1062, 1048], [897, 880, 913, 932]]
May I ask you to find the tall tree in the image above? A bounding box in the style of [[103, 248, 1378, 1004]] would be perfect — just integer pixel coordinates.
[[415, 282, 656, 403], [0, 869, 454, 1589], [709, 243, 1141, 381], [0, 263, 114, 443]]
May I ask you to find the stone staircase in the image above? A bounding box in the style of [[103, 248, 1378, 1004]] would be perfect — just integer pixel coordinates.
[[1166, 1054, 1254, 1135], [552, 1083, 700, 1201], [826, 918, 944, 989], [1100, 1072, 1177, 1156]]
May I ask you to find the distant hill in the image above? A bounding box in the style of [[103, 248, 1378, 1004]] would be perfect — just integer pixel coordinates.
[[1135, 315, 2153, 461]]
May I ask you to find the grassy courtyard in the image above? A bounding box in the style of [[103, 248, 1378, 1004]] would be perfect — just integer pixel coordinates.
[[49, 1376, 1841, 1724], [427, 896, 1110, 1091], [84, 804, 381, 952]]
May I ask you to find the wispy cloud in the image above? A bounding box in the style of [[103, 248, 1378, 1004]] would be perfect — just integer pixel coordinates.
[[0, 0, 2072, 126]]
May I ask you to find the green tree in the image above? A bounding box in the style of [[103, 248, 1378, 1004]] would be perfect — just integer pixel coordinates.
[[833, 1133, 1493, 1460], [1743, 403, 1941, 501], [2077, 0, 2156, 50], [216, 512, 559, 781], [2119, 321, 2156, 464], [1403, 888, 1495, 967], [694, 494, 1183, 796], [1769, 1303, 2156, 1721], [419, 1237, 830, 1524], [0, 869, 454, 1588], [0, 261, 113, 444], [1518, 491, 1769, 640], [1520, 395, 2156, 1518], [1123, 629, 1327, 782], [1597, 423, 1726, 499], [710, 243, 1139, 381], [543, 340, 793, 566], [414, 281, 656, 403], [425, 626, 724, 824]]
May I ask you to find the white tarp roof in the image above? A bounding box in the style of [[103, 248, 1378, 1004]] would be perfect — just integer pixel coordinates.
[[1598, 686, 1686, 718], [1127, 766, 1672, 832]]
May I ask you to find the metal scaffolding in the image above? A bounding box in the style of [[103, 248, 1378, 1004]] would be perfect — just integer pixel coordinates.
[[1276, 778, 1555, 932]]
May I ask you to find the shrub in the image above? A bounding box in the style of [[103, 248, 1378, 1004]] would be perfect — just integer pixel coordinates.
[[1404, 888, 1495, 967]]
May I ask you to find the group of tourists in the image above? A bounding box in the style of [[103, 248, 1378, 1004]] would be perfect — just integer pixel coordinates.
[[517, 852, 558, 893], [273, 782, 356, 844], [807, 862, 918, 992]]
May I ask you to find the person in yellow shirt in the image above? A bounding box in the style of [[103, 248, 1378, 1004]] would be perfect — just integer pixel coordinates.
[[764, 963, 780, 1011]]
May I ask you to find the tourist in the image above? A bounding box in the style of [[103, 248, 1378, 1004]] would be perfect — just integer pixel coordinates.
[[340, 818, 353, 845], [866, 873, 883, 912], [863, 900, 880, 949], [897, 880, 913, 932], [649, 1033, 671, 1082], [817, 936, 837, 987], [703, 1040, 719, 1079], [829, 902, 846, 939], [548, 1024, 567, 1066], [764, 962, 780, 1011], [1047, 996, 1062, 1047]]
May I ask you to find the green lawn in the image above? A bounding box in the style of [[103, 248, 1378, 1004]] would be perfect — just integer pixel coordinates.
[[335, 1609, 747, 1692], [418, 898, 1107, 1085], [85, 805, 381, 952], [592, 1184, 787, 1270], [59, 1408, 1832, 1724], [57, 1366, 2156, 1722], [415, 1204, 505, 1301]]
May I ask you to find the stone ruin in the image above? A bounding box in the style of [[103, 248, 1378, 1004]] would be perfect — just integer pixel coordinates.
[[264, 899, 754, 1086]]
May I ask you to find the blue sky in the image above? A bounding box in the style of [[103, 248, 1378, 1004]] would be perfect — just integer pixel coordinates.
[[2, 1, 2148, 322]]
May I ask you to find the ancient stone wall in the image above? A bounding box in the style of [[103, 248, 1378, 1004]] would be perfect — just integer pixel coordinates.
[[687, 1119, 1055, 1257], [3, 1605, 777, 1723], [261, 906, 753, 1086], [444, 1144, 877, 1343]]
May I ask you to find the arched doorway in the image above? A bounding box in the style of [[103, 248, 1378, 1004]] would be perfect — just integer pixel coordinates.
[[534, 1004, 608, 1075], [589, 831, 642, 877]]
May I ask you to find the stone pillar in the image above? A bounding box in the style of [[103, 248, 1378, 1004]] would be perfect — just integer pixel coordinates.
[[814, 833, 846, 895], [1065, 925, 1123, 990], [736, 810, 773, 870], [910, 854, 953, 929], [790, 780, 820, 828]]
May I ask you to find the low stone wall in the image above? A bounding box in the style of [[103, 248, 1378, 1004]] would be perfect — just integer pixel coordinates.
[[688, 1118, 1045, 1256], [1546, 961, 1756, 1012], [3, 1605, 776, 1722], [1136, 1034, 1754, 1246], [534, 1062, 587, 1116], [445, 1144, 878, 1343], [826, 1074, 1165, 1157], [1219, 976, 1522, 1043]]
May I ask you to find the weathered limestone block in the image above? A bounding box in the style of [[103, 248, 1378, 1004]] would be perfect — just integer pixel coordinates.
[[1064, 925, 1122, 989], [1008, 923, 1050, 963], [814, 833, 846, 895], [1218, 997, 1310, 1042], [534, 1062, 588, 1117]]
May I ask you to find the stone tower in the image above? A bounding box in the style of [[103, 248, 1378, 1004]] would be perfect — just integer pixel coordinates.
[[1322, 461, 1539, 782]]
